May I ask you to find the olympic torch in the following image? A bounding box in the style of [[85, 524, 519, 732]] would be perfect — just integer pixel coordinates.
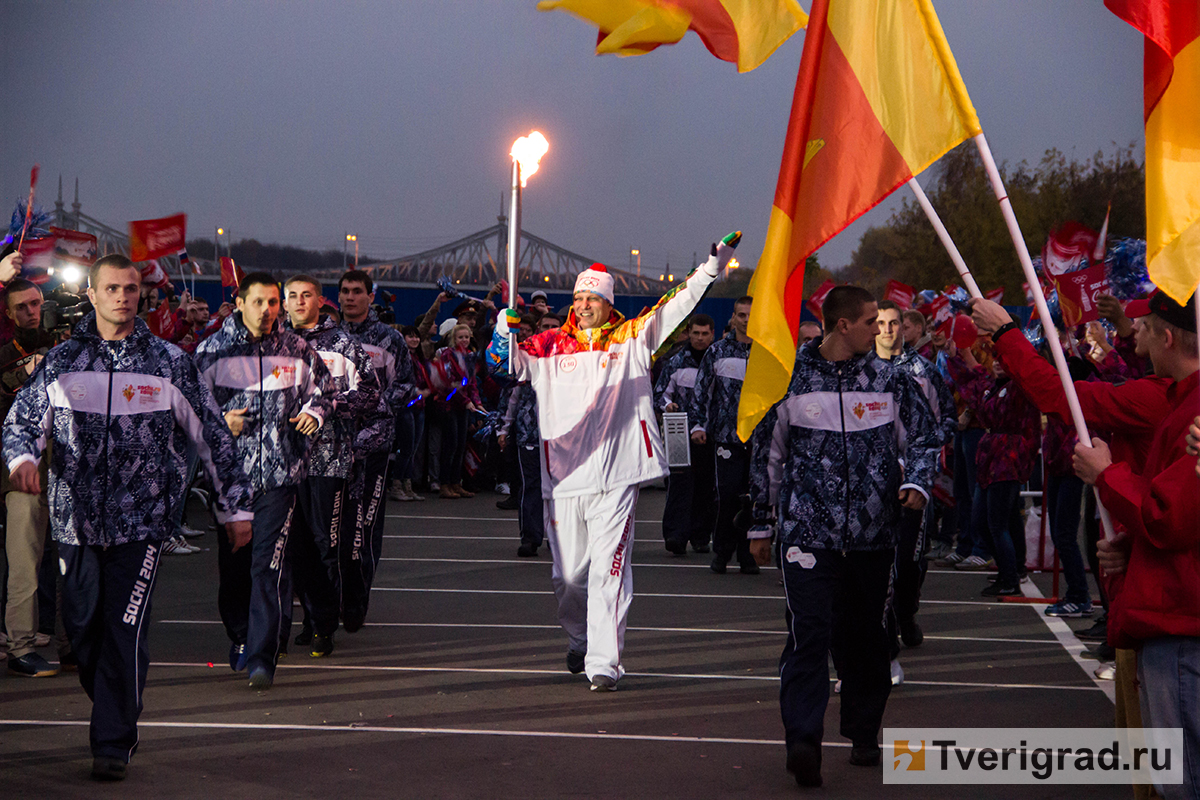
[[506, 131, 549, 368]]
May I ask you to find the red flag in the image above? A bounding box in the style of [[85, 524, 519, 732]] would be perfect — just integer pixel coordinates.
[[883, 279, 916, 309], [17, 236, 56, 284], [1041, 221, 1099, 276], [220, 256, 244, 289], [128, 214, 187, 262], [805, 279, 837, 324], [49, 227, 99, 266], [140, 259, 170, 289], [1052, 263, 1112, 327], [984, 287, 1005, 304], [146, 300, 177, 339], [17, 164, 39, 251]]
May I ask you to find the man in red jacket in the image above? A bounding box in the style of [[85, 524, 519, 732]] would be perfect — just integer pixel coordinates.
[[975, 290, 1198, 799]]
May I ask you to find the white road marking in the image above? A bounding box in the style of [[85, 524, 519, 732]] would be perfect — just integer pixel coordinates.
[[1019, 580, 1116, 703]]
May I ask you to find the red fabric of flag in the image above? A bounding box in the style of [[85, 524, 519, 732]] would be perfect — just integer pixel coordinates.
[[128, 214, 187, 262], [220, 257, 244, 289], [883, 279, 916, 309]]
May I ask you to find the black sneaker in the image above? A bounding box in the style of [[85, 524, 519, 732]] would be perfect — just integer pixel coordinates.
[[58, 651, 79, 672], [7, 652, 59, 677], [786, 741, 822, 787], [710, 554, 729, 574], [294, 625, 313, 647], [691, 543, 711, 554], [1077, 616, 1108, 642], [310, 633, 334, 658], [91, 756, 126, 781], [566, 650, 586, 674], [899, 619, 924, 647], [495, 497, 519, 511], [517, 543, 538, 558], [664, 540, 687, 556], [248, 666, 273, 690], [981, 582, 1020, 597], [739, 561, 761, 575], [849, 745, 882, 766], [343, 609, 366, 634]]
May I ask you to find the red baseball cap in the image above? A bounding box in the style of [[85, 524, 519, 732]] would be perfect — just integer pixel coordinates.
[[1123, 297, 1152, 319]]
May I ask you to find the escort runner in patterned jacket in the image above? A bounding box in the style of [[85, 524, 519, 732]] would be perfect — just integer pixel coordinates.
[[485, 234, 739, 689], [288, 315, 380, 480], [653, 331, 717, 555], [3, 303, 254, 770], [690, 317, 761, 571], [893, 346, 957, 446], [4, 313, 254, 545], [766, 341, 940, 553], [339, 304, 414, 630], [193, 302, 333, 682], [194, 311, 333, 490], [498, 380, 543, 554]]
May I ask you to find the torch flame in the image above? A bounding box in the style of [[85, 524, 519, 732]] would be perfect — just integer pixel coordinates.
[[511, 131, 549, 187]]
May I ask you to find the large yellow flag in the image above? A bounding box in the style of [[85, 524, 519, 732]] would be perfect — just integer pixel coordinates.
[[737, 0, 982, 441], [1105, 0, 1200, 303], [537, 0, 807, 73]]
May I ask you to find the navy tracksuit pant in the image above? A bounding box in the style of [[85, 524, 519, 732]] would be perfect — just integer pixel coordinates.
[[712, 440, 752, 566], [341, 451, 388, 625], [217, 486, 297, 676], [517, 444, 544, 549], [887, 505, 928, 658], [662, 440, 715, 550], [779, 546, 894, 750], [288, 476, 345, 638], [59, 539, 163, 762]]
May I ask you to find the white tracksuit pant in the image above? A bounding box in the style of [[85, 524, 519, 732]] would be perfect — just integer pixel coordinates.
[[544, 484, 638, 681]]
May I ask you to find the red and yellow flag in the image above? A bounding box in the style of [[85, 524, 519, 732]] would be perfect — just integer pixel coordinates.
[[737, 0, 982, 441], [1106, 0, 1200, 303], [537, 0, 807, 73]]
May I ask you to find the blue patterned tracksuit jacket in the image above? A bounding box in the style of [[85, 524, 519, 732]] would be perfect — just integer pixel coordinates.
[[653, 345, 705, 414], [498, 381, 540, 448], [341, 311, 415, 457], [767, 341, 940, 552], [288, 316, 380, 479], [691, 332, 750, 444], [193, 312, 334, 493], [893, 346, 958, 446], [2, 314, 254, 546]]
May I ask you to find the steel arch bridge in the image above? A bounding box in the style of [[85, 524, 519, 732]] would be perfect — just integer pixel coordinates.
[[49, 181, 676, 296]]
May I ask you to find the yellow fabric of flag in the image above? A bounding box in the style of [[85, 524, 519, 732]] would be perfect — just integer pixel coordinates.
[[537, 0, 807, 73], [738, 0, 981, 441]]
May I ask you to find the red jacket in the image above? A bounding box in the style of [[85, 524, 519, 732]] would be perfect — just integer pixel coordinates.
[[1096, 371, 1200, 648]]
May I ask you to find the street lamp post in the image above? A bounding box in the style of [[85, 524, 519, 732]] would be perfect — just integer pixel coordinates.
[[345, 233, 358, 268], [631, 248, 641, 279]]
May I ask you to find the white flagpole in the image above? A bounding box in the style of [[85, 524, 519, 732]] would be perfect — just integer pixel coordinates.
[[907, 177, 982, 299], [972, 133, 1115, 540]]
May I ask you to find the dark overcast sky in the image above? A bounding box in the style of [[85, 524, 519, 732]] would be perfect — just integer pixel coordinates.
[[3, 1, 1143, 279]]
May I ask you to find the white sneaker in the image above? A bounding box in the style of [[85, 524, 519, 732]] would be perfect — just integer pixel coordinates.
[[429, 482, 440, 492], [1093, 664, 1115, 680], [404, 480, 426, 502], [495, 482, 511, 496], [162, 536, 193, 555], [179, 524, 207, 539], [890, 659, 905, 686]]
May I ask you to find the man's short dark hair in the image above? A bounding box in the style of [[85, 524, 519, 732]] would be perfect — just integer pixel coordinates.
[[519, 315, 536, 328], [734, 295, 753, 308], [285, 274, 323, 294], [89, 254, 139, 287], [901, 309, 926, 332], [4, 278, 40, 305], [539, 313, 561, 325], [237, 271, 280, 300], [339, 269, 373, 294], [822, 285, 876, 328], [877, 299, 900, 313], [688, 313, 715, 330]]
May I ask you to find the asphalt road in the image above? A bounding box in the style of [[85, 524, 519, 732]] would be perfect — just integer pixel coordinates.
[[1, 489, 1126, 798]]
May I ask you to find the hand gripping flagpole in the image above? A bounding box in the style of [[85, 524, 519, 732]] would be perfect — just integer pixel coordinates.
[[907, 177, 982, 300], [972, 133, 1115, 540]]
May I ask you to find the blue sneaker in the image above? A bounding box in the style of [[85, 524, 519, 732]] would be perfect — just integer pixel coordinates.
[[1045, 600, 1094, 618], [229, 642, 247, 672]]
